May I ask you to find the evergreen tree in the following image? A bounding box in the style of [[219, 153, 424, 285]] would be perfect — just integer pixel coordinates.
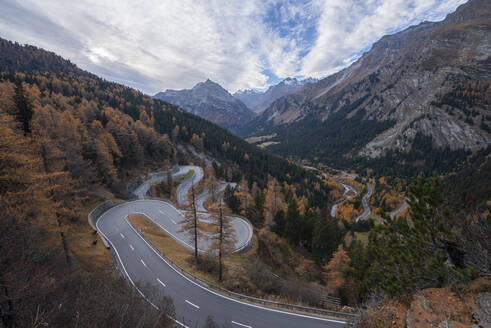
[[272, 209, 286, 236], [13, 81, 33, 136], [284, 201, 301, 244], [311, 215, 342, 264], [364, 173, 473, 297], [223, 185, 240, 213]]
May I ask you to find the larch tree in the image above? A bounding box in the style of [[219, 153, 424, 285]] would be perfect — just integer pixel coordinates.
[[180, 183, 203, 260], [324, 244, 351, 297], [209, 199, 236, 281]]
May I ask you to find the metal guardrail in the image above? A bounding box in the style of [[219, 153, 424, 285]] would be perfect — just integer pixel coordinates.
[[127, 219, 357, 321]]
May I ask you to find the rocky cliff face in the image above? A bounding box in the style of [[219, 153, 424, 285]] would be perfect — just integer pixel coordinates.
[[154, 79, 254, 133], [243, 0, 490, 162], [233, 77, 316, 113]]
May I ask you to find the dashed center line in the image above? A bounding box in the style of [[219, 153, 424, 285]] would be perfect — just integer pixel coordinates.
[[129, 244, 134, 251], [185, 300, 199, 309], [232, 321, 252, 328], [171, 219, 177, 224], [156, 278, 166, 287], [140, 259, 147, 267], [120, 232, 125, 239]]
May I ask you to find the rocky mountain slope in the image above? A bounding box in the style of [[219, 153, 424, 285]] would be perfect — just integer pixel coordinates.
[[241, 0, 490, 174], [154, 79, 254, 133], [234, 77, 316, 113]]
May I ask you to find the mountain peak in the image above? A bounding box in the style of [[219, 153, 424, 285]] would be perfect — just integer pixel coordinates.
[[233, 77, 316, 113], [154, 80, 253, 133]]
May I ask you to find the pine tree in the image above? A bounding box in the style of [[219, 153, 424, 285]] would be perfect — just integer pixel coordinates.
[[223, 184, 240, 213], [272, 209, 286, 236], [364, 173, 472, 297], [13, 81, 33, 136]]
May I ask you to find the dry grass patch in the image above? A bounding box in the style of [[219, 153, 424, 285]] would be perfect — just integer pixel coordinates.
[[128, 213, 257, 287], [68, 200, 115, 272]]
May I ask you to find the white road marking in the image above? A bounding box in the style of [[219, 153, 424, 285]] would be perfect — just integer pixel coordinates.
[[156, 278, 166, 287], [185, 300, 199, 309], [104, 203, 345, 325], [140, 259, 147, 267], [130, 244, 134, 251], [97, 211, 189, 328], [120, 232, 125, 239], [232, 321, 252, 328], [159, 209, 178, 224]]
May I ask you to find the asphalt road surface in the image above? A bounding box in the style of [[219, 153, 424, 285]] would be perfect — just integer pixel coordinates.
[[96, 210, 347, 327], [176, 166, 204, 205], [195, 182, 236, 212], [133, 166, 191, 199], [355, 185, 373, 222], [331, 182, 357, 217], [100, 199, 251, 253]]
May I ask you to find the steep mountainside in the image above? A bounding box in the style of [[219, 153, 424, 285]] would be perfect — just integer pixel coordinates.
[[234, 77, 316, 113], [154, 79, 254, 133], [242, 0, 490, 175]]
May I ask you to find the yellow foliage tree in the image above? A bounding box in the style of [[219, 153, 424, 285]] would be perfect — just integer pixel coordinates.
[[324, 245, 351, 297]]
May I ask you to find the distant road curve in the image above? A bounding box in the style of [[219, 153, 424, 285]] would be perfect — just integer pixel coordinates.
[[175, 166, 204, 205], [390, 201, 408, 219], [355, 185, 373, 222], [331, 182, 358, 217], [195, 182, 236, 212]]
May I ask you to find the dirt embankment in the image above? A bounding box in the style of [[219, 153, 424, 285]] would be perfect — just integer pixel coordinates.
[[358, 277, 491, 328]]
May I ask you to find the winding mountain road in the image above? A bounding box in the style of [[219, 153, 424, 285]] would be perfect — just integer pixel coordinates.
[[195, 182, 236, 212], [175, 166, 204, 205], [330, 182, 358, 218], [355, 185, 373, 222], [93, 166, 347, 327]]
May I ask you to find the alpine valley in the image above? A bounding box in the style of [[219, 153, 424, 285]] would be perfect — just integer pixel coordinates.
[[240, 0, 490, 177]]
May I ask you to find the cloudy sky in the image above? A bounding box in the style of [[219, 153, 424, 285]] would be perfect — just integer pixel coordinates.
[[0, 0, 466, 94]]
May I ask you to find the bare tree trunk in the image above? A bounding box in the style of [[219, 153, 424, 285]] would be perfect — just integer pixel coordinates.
[[211, 181, 216, 202], [191, 183, 198, 261], [1, 283, 15, 328]]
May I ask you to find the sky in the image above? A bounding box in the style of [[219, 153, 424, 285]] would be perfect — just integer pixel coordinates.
[[0, 0, 467, 94]]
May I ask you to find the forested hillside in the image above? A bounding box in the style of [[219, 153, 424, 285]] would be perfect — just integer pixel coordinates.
[[0, 38, 330, 204]]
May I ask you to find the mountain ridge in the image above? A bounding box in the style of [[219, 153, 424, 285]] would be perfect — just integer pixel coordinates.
[[233, 77, 317, 113], [154, 79, 254, 134]]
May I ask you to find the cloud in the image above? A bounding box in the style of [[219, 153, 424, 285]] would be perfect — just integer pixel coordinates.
[[300, 0, 467, 78], [0, 0, 467, 93]]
